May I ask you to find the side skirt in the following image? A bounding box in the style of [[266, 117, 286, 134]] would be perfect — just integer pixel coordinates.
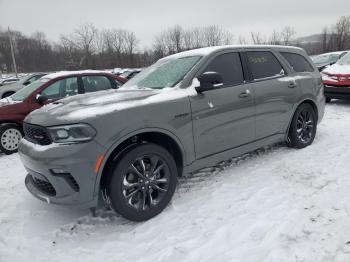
[[184, 134, 285, 174]]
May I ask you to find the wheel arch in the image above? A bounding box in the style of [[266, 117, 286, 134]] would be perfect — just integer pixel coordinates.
[[0, 121, 23, 130], [96, 128, 186, 194], [285, 98, 318, 140]]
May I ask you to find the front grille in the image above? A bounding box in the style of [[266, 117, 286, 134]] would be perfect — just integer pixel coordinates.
[[32, 176, 56, 196], [23, 123, 52, 145]]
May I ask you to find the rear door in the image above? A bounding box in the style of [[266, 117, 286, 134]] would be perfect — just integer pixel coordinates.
[[190, 51, 255, 159], [245, 50, 299, 140]]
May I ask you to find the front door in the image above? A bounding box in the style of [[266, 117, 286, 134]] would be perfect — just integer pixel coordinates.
[[190, 52, 255, 159], [29, 76, 79, 111]]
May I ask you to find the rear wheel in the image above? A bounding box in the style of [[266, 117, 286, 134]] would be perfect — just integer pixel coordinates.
[[325, 97, 331, 103], [0, 124, 23, 154], [287, 103, 317, 149], [106, 143, 178, 221]]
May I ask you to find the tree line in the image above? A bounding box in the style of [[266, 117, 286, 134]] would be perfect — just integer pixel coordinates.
[[0, 15, 349, 73]]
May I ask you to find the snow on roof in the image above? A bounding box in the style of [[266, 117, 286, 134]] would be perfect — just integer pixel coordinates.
[[163, 45, 303, 60], [43, 70, 110, 80]]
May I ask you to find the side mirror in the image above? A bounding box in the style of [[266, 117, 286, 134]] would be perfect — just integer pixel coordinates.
[[23, 81, 30, 86], [196, 72, 224, 93], [35, 94, 48, 105]]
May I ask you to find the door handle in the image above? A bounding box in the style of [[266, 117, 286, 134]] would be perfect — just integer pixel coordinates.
[[288, 82, 297, 88], [238, 89, 251, 98]]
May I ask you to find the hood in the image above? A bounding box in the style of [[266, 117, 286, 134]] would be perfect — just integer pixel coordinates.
[[25, 86, 196, 126], [0, 97, 22, 113], [322, 63, 350, 76]]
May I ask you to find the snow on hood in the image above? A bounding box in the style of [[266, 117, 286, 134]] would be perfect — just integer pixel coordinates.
[[0, 97, 20, 107], [36, 79, 200, 121], [322, 64, 350, 75]]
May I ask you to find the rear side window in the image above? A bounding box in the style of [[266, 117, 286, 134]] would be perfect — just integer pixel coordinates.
[[281, 52, 314, 72], [246, 51, 284, 80], [82, 76, 113, 93], [204, 52, 244, 86]]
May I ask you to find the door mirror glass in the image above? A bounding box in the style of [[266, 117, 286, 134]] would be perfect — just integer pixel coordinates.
[[196, 72, 224, 93], [35, 93, 48, 105]]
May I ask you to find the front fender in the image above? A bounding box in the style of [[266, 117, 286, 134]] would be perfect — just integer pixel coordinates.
[[92, 127, 189, 198]]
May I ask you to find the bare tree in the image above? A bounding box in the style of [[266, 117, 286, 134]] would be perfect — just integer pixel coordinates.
[[281, 26, 295, 45], [334, 15, 350, 50], [124, 31, 138, 66], [269, 30, 281, 45], [238, 36, 247, 45], [251, 32, 265, 44]]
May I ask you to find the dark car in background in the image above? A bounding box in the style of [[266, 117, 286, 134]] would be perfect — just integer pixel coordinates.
[[312, 51, 349, 71], [0, 73, 47, 98], [0, 70, 126, 154], [322, 52, 350, 102]]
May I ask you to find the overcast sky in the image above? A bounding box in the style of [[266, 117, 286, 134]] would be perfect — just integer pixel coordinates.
[[1, 0, 349, 49]]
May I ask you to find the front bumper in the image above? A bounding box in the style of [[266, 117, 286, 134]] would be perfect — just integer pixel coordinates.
[[324, 84, 350, 99], [19, 139, 106, 208]]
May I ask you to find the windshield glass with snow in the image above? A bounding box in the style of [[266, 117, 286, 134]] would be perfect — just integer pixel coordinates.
[[11, 78, 49, 101], [120, 56, 201, 90], [337, 53, 350, 65]]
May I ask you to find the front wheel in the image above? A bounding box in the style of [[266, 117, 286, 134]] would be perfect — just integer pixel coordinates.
[[106, 143, 178, 221], [0, 124, 23, 154], [287, 103, 317, 149]]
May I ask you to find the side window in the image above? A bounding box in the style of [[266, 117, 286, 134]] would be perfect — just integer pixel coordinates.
[[281, 52, 314, 73], [42, 77, 78, 99], [82, 76, 112, 93], [203, 52, 244, 86], [246, 51, 284, 80]]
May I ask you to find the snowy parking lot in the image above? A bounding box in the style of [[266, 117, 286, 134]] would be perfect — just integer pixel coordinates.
[[2, 102, 350, 262]]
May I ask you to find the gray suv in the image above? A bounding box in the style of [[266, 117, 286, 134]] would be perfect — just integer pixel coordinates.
[[19, 45, 325, 221]]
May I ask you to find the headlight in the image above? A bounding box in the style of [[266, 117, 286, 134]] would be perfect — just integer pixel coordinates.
[[47, 123, 96, 143]]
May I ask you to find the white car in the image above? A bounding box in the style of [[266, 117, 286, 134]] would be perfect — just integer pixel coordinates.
[[0, 73, 46, 98], [0, 78, 20, 86]]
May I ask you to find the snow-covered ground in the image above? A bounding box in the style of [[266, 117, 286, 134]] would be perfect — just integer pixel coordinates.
[[2, 102, 350, 262]]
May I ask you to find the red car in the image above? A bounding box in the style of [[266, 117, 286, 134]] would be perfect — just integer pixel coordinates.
[[0, 70, 126, 154], [322, 52, 350, 103]]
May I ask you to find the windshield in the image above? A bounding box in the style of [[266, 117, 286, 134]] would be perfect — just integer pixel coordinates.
[[120, 56, 201, 90], [313, 53, 339, 64], [337, 53, 350, 65], [11, 78, 49, 101]]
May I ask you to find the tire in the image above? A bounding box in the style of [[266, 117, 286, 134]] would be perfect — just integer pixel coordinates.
[[287, 103, 317, 149], [325, 97, 331, 103], [106, 143, 178, 221], [0, 123, 23, 155], [2, 92, 15, 98]]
